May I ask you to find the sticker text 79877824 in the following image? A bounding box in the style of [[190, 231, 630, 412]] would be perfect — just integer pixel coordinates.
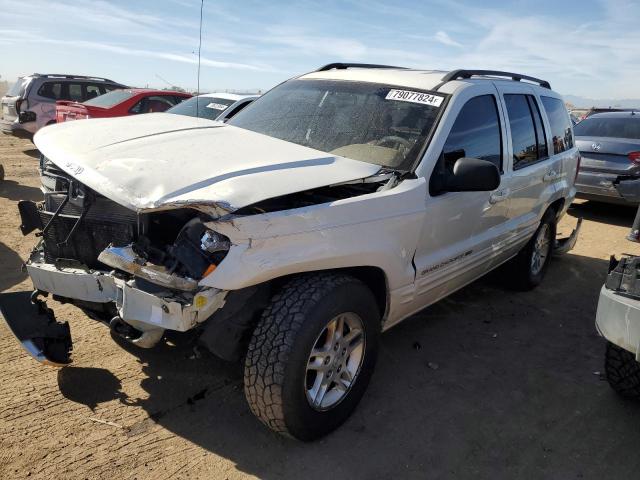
[[385, 89, 444, 107]]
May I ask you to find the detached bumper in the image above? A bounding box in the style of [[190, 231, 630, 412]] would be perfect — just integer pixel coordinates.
[[596, 286, 640, 359], [26, 251, 227, 334]]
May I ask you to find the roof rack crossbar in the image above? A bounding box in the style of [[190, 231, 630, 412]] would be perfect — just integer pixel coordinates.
[[33, 73, 120, 83], [441, 69, 551, 89], [315, 63, 408, 72]]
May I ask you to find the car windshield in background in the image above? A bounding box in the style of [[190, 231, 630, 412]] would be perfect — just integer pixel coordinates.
[[83, 89, 134, 108], [7, 78, 27, 97], [167, 96, 234, 120], [229, 79, 445, 169], [574, 116, 640, 140]]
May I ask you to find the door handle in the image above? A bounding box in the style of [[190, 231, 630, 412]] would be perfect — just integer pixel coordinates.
[[489, 189, 509, 204]]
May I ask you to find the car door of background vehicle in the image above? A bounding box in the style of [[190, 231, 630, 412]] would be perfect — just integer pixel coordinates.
[[496, 84, 567, 256], [410, 84, 512, 311]]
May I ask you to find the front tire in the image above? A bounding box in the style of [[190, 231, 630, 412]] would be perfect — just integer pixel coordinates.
[[244, 273, 380, 440], [605, 341, 640, 399]]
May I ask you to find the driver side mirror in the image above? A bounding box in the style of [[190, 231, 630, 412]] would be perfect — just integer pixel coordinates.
[[446, 157, 500, 192]]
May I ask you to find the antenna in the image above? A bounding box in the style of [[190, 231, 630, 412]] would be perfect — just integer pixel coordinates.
[[154, 73, 173, 88], [196, 0, 204, 118]]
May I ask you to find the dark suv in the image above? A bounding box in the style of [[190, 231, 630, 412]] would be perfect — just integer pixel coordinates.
[[1, 74, 126, 139]]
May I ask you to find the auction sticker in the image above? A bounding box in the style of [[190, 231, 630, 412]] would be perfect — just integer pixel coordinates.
[[386, 89, 444, 107], [206, 102, 228, 110]]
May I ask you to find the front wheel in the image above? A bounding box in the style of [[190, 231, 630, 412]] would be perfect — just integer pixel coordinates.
[[605, 341, 640, 399], [244, 273, 380, 440]]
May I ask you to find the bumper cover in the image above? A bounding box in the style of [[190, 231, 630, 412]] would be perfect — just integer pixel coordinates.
[[0, 291, 72, 366], [26, 252, 227, 333], [596, 285, 640, 360]]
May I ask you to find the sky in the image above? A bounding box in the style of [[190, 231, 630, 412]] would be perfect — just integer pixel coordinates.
[[0, 0, 638, 99]]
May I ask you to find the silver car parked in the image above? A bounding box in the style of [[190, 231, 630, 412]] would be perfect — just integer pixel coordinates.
[[1, 74, 126, 140], [574, 111, 640, 204]]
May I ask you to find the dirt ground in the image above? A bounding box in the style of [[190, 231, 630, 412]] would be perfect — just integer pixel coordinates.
[[1, 132, 639, 480]]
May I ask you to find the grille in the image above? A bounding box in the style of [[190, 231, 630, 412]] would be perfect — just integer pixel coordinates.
[[40, 194, 137, 268]]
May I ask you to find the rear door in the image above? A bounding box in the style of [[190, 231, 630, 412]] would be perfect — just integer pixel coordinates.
[[497, 84, 568, 252], [1, 77, 30, 123]]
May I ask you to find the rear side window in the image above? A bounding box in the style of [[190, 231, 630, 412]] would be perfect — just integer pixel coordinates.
[[86, 84, 102, 100], [441, 95, 502, 172], [573, 117, 640, 140], [37, 82, 63, 100], [84, 90, 134, 107], [130, 95, 177, 114], [504, 94, 548, 170], [541, 96, 574, 154], [68, 84, 83, 102]]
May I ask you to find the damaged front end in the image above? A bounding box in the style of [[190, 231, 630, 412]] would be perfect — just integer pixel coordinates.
[[8, 165, 233, 365]]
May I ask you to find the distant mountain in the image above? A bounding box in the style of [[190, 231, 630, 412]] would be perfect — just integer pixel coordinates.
[[563, 94, 640, 109]]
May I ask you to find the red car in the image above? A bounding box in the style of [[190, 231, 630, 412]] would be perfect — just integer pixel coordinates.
[[55, 89, 192, 123]]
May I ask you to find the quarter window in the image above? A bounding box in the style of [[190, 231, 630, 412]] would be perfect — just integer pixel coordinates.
[[541, 96, 574, 154], [37, 82, 63, 100], [504, 94, 548, 170]]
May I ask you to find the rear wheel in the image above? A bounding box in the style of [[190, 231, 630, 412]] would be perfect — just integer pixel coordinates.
[[507, 209, 556, 290], [0, 164, 4, 181], [605, 341, 640, 399], [244, 273, 380, 440]]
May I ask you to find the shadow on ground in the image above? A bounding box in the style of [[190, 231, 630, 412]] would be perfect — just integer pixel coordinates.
[[0, 179, 42, 202], [55, 252, 640, 479], [0, 241, 27, 292], [23, 148, 40, 159], [569, 200, 637, 228]]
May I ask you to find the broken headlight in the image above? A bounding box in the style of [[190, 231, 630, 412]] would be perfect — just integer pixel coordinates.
[[170, 220, 230, 280]]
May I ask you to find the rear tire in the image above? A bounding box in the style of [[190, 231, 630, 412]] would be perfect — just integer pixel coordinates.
[[605, 341, 640, 399], [244, 273, 380, 441], [507, 209, 556, 291]]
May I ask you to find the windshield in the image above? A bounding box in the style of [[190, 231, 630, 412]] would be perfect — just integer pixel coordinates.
[[574, 116, 640, 140], [7, 77, 28, 97], [229, 79, 446, 169], [167, 96, 235, 120], [83, 89, 134, 108]]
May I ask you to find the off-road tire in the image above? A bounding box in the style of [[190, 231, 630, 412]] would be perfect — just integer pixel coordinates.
[[244, 272, 380, 441], [605, 341, 640, 399], [507, 209, 556, 291], [0, 164, 4, 182]]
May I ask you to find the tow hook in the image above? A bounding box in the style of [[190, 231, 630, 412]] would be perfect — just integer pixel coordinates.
[[554, 217, 582, 255], [0, 290, 72, 367], [109, 316, 164, 349]]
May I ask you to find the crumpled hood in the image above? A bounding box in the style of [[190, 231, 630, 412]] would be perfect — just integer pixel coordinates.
[[34, 113, 381, 216]]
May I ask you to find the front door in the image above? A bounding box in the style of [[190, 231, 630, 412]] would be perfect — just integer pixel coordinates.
[[411, 86, 511, 311]]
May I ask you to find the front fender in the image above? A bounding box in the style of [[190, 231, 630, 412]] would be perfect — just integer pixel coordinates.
[[199, 178, 427, 292]]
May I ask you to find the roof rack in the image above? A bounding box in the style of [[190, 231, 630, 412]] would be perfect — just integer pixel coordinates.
[[315, 63, 408, 72], [32, 73, 121, 83], [440, 69, 551, 89]]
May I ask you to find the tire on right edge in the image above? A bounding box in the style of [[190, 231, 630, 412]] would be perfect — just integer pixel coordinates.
[[243, 272, 381, 441], [605, 341, 640, 399]]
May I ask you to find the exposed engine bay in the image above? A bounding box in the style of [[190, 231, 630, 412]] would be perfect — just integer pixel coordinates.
[[27, 158, 232, 290]]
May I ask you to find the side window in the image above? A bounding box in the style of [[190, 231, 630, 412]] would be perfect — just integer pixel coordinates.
[[528, 96, 548, 159], [504, 94, 549, 170], [130, 96, 175, 114], [223, 100, 252, 121], [68, 83, 83, 102], [37, 82, 63, 100], [441, 95, 502, 172], [541, 96, 574, 154], [86, 84, 102, 101]]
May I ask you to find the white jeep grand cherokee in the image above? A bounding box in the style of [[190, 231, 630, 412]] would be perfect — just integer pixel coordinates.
[[5, 64, 580, 440]]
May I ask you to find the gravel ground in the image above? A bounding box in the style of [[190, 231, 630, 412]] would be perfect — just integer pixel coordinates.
[[1, 132, 639, 479]]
